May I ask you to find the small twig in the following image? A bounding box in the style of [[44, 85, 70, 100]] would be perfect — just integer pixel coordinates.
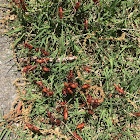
[[19, 56, 77, 63], [126, 98, 139, 109], [49, 56, 77, 62], [71, 33, 88, 40], [120, 28, 140, 31], [16, 83, 26, 87], [123, 109, 134, 117], [12, 78, 20, 85], [134, 100, 140, 103], [125, 92, 138, 99], [16, 100, 22, 115]]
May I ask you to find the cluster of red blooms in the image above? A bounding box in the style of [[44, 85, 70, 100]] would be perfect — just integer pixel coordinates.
[[86, 95, 100, 114], [59, 1, 99, 30], [26, 112, 61, 132], [12, 0, 27, 11], [23, 42, 52, 96], [35, 80, 53, 97], [62, 70, 78, 95], [59, 0, 98, 30], [23, 42, 50, 73], [59, 2, 88, 30], [60, 70, 78, 122], [56, 101, 85, 139], [23, 63, 101, 140], [78, 92, 100, 115], [61, 69, 101, 117], [25, 42, 49, 56], [72, 122, 87, 140], [47, 111, 61, 127]]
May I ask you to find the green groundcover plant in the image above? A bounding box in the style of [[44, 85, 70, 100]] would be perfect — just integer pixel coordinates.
[[0, 0, 140, 139]]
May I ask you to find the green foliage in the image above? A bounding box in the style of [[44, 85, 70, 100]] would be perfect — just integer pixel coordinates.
[[2, 0, 140, 139]]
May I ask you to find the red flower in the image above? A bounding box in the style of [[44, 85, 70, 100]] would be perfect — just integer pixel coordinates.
[[43, 87, 48, 93], [14, 0, 20, 8], [35, 48, 39, 52], [133, 113, 140, 117], [48, 91, 53, 96], [23, 65, 32, 72], [63, 106, 68, 121], [26, 123, 33, 129], [42, 66, 50, 72], [59, 100, 67, 106], [36, 59, 44, 63], [56, 119, 61, 126], [59, 7, 63, 19], [81, 84, 90, 89], [20, 0, 27, 11], [62, 89, 67, 95], [25, 42, 34, 50], [43, 51, 49, 56], [28, 65, 37, 71], [84, 19, 88, 30], [114, 84, 124, 94], [74, 2, 80, 13], [77, 123, 85, 129], [26, 123, 40, 134], [72, 131, 82, 140], [14, 0, 27, 11], [75, 2, 80, 10], [70, 82, 78, 89], [64, 82, 69, 87], [83, 67, 91, 73]]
